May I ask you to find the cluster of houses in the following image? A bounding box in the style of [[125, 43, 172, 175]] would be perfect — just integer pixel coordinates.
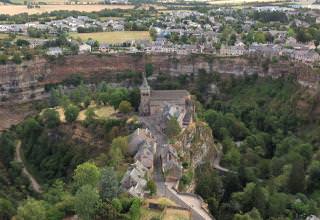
[[220, 37, 320, 65], [121, 77, 193, 198], [0, 16, 124, 35], [2, 6, 320, 67], [121, 128, 156, 198], [46, 16, 124, 32], [121, 127, 183, 198]]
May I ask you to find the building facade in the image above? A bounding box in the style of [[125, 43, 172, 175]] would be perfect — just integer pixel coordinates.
[[139, 76, 193, 121]]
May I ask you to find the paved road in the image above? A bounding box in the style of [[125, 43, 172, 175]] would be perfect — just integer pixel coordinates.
[[15, 140, 43, 193], [165, 182, 213, 220], [139, 116, 167, 195], [139, 116, 213, 220]]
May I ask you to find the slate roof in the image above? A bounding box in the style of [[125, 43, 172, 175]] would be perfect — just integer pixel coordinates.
[[150, 90, 189, 101]]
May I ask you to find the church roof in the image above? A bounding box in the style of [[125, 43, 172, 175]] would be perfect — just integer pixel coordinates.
[[150, 90, 190, 101]]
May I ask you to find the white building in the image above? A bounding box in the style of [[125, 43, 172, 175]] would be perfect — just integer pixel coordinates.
[[79, 44, 91, 54], [46, 47, 63, 56]]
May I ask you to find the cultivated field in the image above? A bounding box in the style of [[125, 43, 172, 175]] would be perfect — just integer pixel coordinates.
[[70, 31, 151, 43], [0, 33, 9, 39], [0, 4, 134, 15]]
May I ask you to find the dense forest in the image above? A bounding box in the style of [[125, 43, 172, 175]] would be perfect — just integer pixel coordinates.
[[0, 69, 320, 219], [0, 78, 144, 220], [194, 74, 320, 220]]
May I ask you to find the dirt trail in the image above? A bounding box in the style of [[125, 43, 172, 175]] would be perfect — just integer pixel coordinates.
[[15, 140, 43, 193]]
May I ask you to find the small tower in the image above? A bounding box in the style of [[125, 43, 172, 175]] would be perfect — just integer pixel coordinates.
[[139, 74, 151, 116]]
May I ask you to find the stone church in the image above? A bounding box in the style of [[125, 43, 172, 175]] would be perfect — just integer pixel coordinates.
[[139, 76, 193, 127]]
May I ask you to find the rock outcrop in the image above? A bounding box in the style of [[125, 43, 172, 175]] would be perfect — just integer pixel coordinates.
[[174, 121, 219, 168], [0, 54, 319, 105]]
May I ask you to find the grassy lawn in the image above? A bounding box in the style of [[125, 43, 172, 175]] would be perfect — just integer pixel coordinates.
[[147, 197, 176, 206], [70, 31, 151, 44], [78, 105, 116, 121], [41, 105, 116, 122], [140, 207, 162, 220], [163, 208, 191, 220]]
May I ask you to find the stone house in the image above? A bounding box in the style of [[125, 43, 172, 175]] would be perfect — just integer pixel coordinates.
[[134, 143, 154, 172], [220, 44, 246, 56], [28, 39, 48, 49], [121, 160, 148, 198], [161, 101, 193, 129], [160, 144, 183, 182], [291, 50, 320, 64], [127, 128, 156, 156]]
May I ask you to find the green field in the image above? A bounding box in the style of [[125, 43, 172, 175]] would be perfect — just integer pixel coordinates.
[[70, 31, 151, 44]]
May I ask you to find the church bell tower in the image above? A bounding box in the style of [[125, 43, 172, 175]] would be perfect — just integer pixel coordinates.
[[139, 74, 151, 115]]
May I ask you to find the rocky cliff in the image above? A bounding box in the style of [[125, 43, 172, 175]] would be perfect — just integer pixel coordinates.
[[0, 53, 319, 104], [174, 121, 219, 168]]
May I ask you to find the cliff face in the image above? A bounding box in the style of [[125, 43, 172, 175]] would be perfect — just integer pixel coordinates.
[[0, 54, 319, 104], [174, 121, 218, 168]]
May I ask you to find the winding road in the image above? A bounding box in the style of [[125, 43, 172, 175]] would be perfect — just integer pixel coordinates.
[[213, 146, 230, 173], [15, 140, 43, 193]]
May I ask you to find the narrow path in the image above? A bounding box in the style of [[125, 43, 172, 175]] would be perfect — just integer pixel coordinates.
[[15, 140, 43, 193], [213, 147, 230, 173], [212, 145, 238, 174]]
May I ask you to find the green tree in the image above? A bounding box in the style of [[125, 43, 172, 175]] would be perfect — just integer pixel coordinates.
[[128, 88, 140, 111], [111, 136, 128, 155], [0, 131, 16, 166], [42, 109, 60, 128], [99, 167, 120, 201], [12, 53, 22, 64], [129, 198, 141, 220], [49, 89, 62, 107], [288, 159, 306, 194], [108, 144, 123, 167], [146, 179, 157, 195], [17, 198, 47, 220], [307, 161, 320, 192], [233, 208, 263, 220], [145, 63, 154, 77], [73, 162, 101, 188], [254, 32, 266, 44], [165, 117, 181, 139], [149, 28, 157, 41], [74, 185, 101, 220], [0, 198, 15, 220], [64, 104, 80, 123], [95, 201, 118, 220], [118, 100, 133, 114], [109, 89, 128, 108], [0, 54, 8, 64], [16, 39, 30, 47]]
